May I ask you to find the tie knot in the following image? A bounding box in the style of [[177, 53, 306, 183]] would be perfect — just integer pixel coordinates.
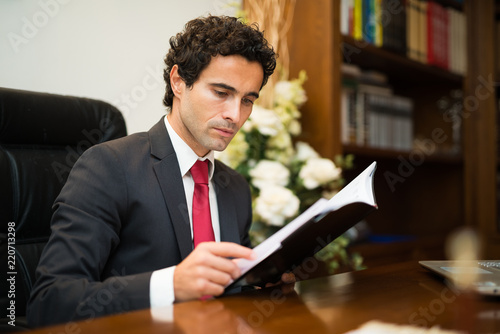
[[191, 160, 209, 185]]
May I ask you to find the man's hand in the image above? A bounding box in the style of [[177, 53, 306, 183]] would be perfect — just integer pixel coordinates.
[[173, 242, 255, 302]]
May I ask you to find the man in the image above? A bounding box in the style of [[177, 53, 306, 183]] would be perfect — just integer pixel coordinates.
[[27, 15, 290, 327]]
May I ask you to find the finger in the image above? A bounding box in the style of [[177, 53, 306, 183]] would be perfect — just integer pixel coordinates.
[[281, 282, 296, 294], [195, 278, 226, 297], [281, 272, 296, 284], [198, 242, 255, 260], [199, 265, 235, 286], [201, 255, 242, 279]]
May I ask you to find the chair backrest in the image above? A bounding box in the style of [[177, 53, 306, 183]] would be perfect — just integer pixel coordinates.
[[0, 87, 127, 320]]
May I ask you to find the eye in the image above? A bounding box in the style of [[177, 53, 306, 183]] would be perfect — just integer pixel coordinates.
[[242, 98, 254, 106], [214, 90, 228, 98]]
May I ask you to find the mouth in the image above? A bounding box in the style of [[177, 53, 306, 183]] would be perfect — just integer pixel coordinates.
[[214, 127, 235, 138]]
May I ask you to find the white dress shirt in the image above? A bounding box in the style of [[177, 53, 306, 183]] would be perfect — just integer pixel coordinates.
[[149, 116, 220, 308]]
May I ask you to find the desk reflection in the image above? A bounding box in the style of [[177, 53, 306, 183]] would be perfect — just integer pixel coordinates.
[[152, 283, 328, 333]]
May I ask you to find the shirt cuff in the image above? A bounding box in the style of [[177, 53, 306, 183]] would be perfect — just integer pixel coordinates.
[[150, 266, 176, 308]]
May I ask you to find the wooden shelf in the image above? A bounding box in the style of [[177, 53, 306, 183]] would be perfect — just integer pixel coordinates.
[[342, 35, 463, 87], [343, 144, 463, 165]]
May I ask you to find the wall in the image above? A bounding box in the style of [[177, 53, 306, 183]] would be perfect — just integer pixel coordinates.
[[0, 0, 241, 134]]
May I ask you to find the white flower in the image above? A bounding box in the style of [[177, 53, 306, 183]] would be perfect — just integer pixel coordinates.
[[247, 105, 283, 136], [294, 141, 319, 161], [274, 81, 294, 102], [267, 129, 292, 149], [299, 158, 342, 189], [288, 119, 302, 136], [265, 146, 294, 165], [265, 130, 294, 164], [274, 80, 307, 107], [255, 185, 300, 226], [249, 160, 289, 189], [273, 104, 299, 128]]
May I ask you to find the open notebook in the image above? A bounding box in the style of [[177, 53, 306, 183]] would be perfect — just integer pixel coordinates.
[[225, 161, 378, 291]]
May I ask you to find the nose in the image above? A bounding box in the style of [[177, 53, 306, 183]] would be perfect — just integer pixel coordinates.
[[222, 99, 241, 124]]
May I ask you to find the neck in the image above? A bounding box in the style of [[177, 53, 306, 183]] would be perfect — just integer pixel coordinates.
[[166, 113, 210, 157]]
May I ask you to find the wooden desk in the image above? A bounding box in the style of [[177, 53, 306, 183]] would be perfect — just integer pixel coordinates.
[[24, 261, 499, 333]]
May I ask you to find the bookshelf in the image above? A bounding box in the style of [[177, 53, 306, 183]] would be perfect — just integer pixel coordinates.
[[287, 0, 500, 257], [341, 35, 463, 85]]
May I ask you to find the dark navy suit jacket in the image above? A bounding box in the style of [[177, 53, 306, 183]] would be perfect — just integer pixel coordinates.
[[27, 117, 252, 327]]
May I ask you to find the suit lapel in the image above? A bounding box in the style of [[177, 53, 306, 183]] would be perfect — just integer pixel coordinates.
[[149, 118, 243, 258], [149, 118, 193, 260], [213, 162, 241, 244]]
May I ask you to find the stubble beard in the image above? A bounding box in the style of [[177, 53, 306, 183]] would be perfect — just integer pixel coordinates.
[[202, 119, 238, 152]]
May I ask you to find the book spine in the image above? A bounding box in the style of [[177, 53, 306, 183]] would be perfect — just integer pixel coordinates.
[[341, 81, 358, 145], [448, 7, 455, 73], [441, 4, 449, 70], [405, 0, 412, 59], [382, 0, 391, 50], [407, 0, 419, 61], [374, 0, 383, 47], [418, 0, 428, 64], [397, 0, 407, 55], [354, 0, 363, 40], [436, 2, 447, 70], [460, 9, 467, 75], [348, 90, 357, 145], [341, 0, 350, 36], [355, 89, 366, 146], [341, 77, 359, 145], [349, 0, 355, 36], [426, 1, 435, 65], [363, 0, 375, 43]]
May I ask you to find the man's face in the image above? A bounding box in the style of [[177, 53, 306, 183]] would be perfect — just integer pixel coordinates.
[[169, 55, 264, 157]]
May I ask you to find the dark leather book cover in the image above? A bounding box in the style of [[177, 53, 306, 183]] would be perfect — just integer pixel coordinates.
[[225, 162, 378, 291]]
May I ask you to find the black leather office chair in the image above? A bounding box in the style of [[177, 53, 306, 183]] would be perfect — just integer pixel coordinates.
[[0, 87, 127, 330]]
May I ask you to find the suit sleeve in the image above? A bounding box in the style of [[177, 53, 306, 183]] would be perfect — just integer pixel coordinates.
[[27, 144, 151, 327]]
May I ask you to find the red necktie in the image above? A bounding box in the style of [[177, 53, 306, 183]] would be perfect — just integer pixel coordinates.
[[191, 160, 215, 247]]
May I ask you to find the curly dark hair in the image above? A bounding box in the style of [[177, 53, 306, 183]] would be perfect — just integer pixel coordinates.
[[163, 15, 276, 109]]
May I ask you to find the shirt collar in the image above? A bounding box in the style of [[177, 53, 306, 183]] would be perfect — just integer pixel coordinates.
[[164, 116, 214, 180]]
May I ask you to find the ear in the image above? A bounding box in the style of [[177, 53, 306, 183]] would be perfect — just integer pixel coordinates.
[[170, 64, 184, 98]]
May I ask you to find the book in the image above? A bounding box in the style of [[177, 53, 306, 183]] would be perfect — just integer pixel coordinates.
[[382, 0, 406, 55], [427, 1, 438, 66], [341, 78, 358, 144], [427, 1, 449, 70], [441, 4, 449, 70], [354, 0, 364, 40], [366, 94, 414, 150], [355, 83, 393, 146], [340, 66, 413, 150], [374, 0, 383, 47], [225, 162, 378, 290], [418, 0, 428, 63], [406, 0, 419, 61], [363, 0, 375, 44], [341, 0, 351, 36]]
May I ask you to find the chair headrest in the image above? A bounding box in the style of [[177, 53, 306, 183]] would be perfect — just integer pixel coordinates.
[[0, 87, 127, 145]]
